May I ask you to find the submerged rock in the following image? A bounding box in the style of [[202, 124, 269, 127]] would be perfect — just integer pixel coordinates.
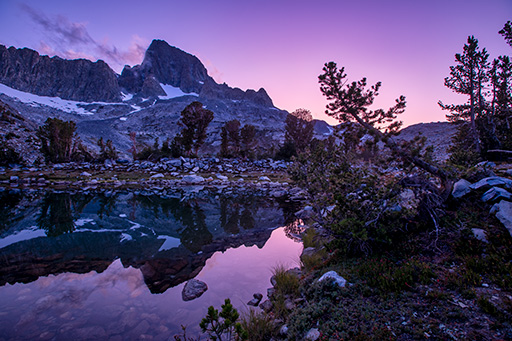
[[182, 279, 208, 301]]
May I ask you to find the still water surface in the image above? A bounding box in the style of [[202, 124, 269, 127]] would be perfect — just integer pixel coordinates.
[[0, 188, 303, 339]]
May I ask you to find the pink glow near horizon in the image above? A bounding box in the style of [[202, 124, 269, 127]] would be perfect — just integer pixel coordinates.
[[0, 0, 510, 127]]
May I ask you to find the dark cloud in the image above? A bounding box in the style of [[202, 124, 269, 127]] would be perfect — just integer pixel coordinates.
[[19, 3, 147, 72], [20, 3, 94, 46]]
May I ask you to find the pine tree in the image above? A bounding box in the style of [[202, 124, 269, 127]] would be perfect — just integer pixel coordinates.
[[439, 36, 490, 154], [37, 118, 77, 163], [240, 124, 256, 159], [285, 109, 315, 153], [175, 102, 214, 156]]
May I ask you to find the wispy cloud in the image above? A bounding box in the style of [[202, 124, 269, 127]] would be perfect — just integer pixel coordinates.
[[19, 4, 148, 72]]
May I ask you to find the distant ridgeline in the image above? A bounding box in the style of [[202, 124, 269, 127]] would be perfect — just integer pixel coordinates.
[[0, 40, 274, 106], [1, 40, 332, 158]]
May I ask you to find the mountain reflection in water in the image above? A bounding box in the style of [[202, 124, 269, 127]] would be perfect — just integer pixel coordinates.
[[0, 188, 303, 338]]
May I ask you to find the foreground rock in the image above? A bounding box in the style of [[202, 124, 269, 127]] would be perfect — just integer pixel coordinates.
[[181, 279, 208, 301], [491, 201, 512, 236], [318, 271, 347, 288]]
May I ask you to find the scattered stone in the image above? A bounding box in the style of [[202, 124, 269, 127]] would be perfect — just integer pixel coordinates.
[[216, 174, 228, 181], [470, 177, 512, 190], [301, 247, 317, 258], [279, 324, 289, 336], [9, 176, 19, 182], [182, 279, 208, 301], [491, 200, 512, 236], [259, 299, 273, 312], [481, 187, 512, 203], [305, 327, 321, 340], [80, 171, 92, 177], [472, 228, 488, 242], [267, 287, 276, 298], [295, 206, 315, 219], [150, 173, 164, 179], [181, 175, 205, 183], [452, 179, 472, 198], [259, 176, 271, 181], [318, 270, 347, 287], [248, 293, 263, 306], [284, 298, 295, 310]]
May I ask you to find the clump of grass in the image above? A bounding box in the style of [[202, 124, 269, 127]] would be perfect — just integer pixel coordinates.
[[302, 228, 320, 248], [240, 309, 277, 340], [356, 258, 435, 293], [301, 251, 326, 272], [271, 264, 300, 297]]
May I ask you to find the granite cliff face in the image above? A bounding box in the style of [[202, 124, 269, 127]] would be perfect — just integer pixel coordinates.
[[0, 40, 314, 157], [0, 45, 121, 103], [118, 39, 274, 107]]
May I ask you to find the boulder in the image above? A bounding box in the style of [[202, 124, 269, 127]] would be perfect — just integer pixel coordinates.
[[182, 279, 208, 301], [150, 173, 164, 179], [305, 328, 321, 341], [259, 176, 271, 182], [295, 206, 315, 220], [181, 175, 205, 183], [216, 174, 228, 181], [472, 228, 487, 242], [491, 200, 512, 236], [452, 179, 472, 198], [481, 187, 512, 203], [247, 293, 263, 307], [318, 270, 347, 287], [259, 300, 273, 312], [470, 177, 512, 191]]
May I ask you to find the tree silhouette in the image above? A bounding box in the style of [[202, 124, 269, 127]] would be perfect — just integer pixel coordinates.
[[175, 101, 214, 156], [439, 36, 489, 154], [285, 108, 315, 153], [319, 61, 451, 196]]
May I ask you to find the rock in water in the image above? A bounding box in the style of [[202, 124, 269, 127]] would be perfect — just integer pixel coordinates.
[[182, 279, 208, 301]]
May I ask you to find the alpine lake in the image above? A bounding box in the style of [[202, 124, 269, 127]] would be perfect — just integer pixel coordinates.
[[0, 185, 303, 340]]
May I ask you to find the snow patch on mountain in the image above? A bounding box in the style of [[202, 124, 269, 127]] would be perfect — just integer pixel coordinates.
[[159, 83, 198, 99], [0, 83, 108, 115]]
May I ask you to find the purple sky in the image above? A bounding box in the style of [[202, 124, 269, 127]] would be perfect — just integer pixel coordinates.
[[0, 0, 510, 126]]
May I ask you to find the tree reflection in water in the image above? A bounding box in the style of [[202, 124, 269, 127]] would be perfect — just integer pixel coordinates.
[[0, 191, 22, 232], [37, 193, 76, 237]]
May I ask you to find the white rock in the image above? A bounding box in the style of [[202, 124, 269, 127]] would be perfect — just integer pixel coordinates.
[[318, 270, 347, 287], [80, 171, 92, 177], [259, 176, 271, 181], [305, 328, 320, 340], [150, 173, 164, 179]]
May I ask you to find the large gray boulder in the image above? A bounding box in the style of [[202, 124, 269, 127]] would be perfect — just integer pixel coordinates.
[[490, 200, 512, 236], [452, 179, 472, 198], [470, 177, 512, 191], [481, 187, 512, 203]]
